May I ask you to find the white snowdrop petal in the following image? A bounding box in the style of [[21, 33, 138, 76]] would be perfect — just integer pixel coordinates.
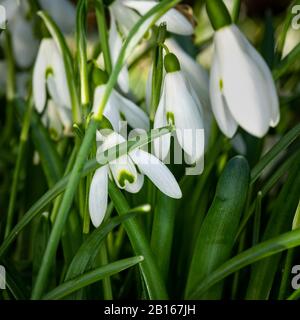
[[153, 83, 171, 161], [130, 149, 182, 199], [33, 41, 49, 112], [110, 2, 140, 36], [112, 90, 150, 131], [46, 100, 63, 137], [231, 25, 280, 127], [209, 53, 238, 138], [98, 131, 126, 153], [109, 155, 138, 190], [124, 1, 193, 35], [215, 25, 272, 137], [165, 72, 205, 163], [89, 166, 109, 228], [165, 39, 210, 109]]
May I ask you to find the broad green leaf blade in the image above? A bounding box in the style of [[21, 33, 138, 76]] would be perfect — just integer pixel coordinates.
[[151, 191, 177, 281], [185, 156, 250, 299], [43, 256, 144, 300]]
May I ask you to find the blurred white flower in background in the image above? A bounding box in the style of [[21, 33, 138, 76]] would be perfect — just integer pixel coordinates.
[[33, 38, 72, 136], [89, 131, 182, 227], [39, 0, 75, 34], [210, 24, 280, 138], [110, 0, 194, 37], [0, 0, 38, 67]]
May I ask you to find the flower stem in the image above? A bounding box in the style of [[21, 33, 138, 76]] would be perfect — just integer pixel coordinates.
[[76, 0, 90, 107], [31, 119, 100, 299], [5, 97, 33, 238], [95, 0, 113, 74], [108, 181, 168, 299], [150, 24, 167, 122]]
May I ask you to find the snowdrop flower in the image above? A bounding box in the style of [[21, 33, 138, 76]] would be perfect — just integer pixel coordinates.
[[0, 0, 38, 68], [210, 26, 280, 138], [110, 0, 194, 37], [104, 0, 193, 92], [89, 131, 182, 227], [146, 39, 212, 139], [92, 68, 149, 132], [154, 53, 205, 165], [33, 38, 72, 134]]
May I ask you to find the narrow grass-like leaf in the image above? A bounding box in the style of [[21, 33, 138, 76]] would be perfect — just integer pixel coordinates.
[[189, 228, 300, 299], [246, 162, 300, 299], [0, 128, 173, 258], [108, 181, 168, 299], [250, 123, 300, 183], [65, 212, 145, 281], [43, 256, 144, 300], [151, 192, 176, 281]]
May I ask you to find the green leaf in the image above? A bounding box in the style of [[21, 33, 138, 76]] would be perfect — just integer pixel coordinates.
[[189, 228, 300, 299], [108, 181, 168, 299], [185, 156, 250, 299], [43, 256, 144, 300], [0, 127, 174, 259], [76, 0, 89, 106], [246, 162, 300, 299], [151, 191, 177, 281], [65, 212, 145, 281]]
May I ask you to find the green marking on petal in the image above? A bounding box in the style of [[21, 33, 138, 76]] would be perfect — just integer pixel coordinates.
[[45, 67, 54, 79], [118, 170, 135, 188], [219, 79, 224, 92], [167, 112, 175, 126]]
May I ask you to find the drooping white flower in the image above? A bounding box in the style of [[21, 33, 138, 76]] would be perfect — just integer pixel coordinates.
[[33, 38, 72, 134], [146, 39, 212, 140], [110, 0, 194, 37], [210, 24, 280, 138], [153, 53, 205, 165], [89, 131, 182, 227], [92, 83, 149, 132]]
